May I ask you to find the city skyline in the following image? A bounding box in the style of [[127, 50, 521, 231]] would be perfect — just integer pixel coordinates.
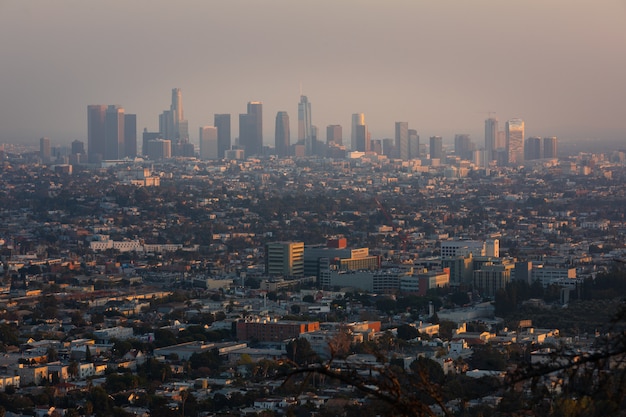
[[1, 1, 625, 147]]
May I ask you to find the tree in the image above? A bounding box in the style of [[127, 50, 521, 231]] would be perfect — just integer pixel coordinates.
[[396, 324, 420, 341], [289, 296, 626, 417], [68, 361, 79, 380], [286, 338, 318, 366], [467, 345, 507, 371], [327, 327, 352, 359], [189, 349, 222, 372], [46, 347, 58, 362]]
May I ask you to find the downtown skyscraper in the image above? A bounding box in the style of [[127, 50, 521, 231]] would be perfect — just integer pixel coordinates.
[[454, 134, 474, 161], [40, 137, 51, 163], [351, 113, 366, 151], [408, 129, 420, 159], [506, 118, 525, 165], [543, 136, 558, 159], [326, 125, 342, 146], [214, 114, 231, 159], [298, 95, 313, 156], [88, 104, 136, 162], [87, 104, 106, 163], [199, 126, 218, 160], [395, 121, 409, 160], [485, 117, 498, 161], [104, 105, 125, 160], [159, 88, 189, 142], [124, 113, 137, 158], [430, 136, 443, 160], [239, 101, 263, 157], [525, 136, 542, 160], [275, 111, 290, 157]]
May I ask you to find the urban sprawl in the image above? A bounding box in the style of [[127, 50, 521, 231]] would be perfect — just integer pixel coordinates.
[[1, 89, 626, 416]]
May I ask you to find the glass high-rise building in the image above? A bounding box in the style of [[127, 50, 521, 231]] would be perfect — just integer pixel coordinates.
[[124, 114, 137, 158], [275, 111, 290, 157], [105, 105, 125, 160], [199, 126, 218, 160], [454, 134, 474, 161], [239, 101, 263, 157], [326, 125, 342, 145], [525, 136, 542, 160], [506, 118, 525, 165], [395, 122, 409, 160], [355, 124, 369, 152], [351, 113, 365, 151], [159, 88, 188, 141], [214, 114, 231, 158], [485, 117, 498, 161], [430, 136, 443, 160], [543, 136, 558, 159], [408, 129, 420, 159], [87, 104, 107, 163], [298, 95, 312, 156], [40, 137, 51, 163]]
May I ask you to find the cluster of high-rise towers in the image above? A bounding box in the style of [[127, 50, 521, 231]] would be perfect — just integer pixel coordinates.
[[85, 88, 557, 165]]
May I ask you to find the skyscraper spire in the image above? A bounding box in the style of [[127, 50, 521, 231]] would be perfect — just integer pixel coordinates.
[[160, 88, 188, 141]]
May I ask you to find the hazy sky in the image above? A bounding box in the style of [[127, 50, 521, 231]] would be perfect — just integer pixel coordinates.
[[1, 0, 625, 148]]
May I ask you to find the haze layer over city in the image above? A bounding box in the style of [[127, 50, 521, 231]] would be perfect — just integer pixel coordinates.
[[1, 0, 625, 148]]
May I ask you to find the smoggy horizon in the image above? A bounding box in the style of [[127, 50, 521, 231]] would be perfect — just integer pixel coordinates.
[[1, 1, 625, 147]]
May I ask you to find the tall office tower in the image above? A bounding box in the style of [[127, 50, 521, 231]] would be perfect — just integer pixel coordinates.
[[454, 134, 475, 161], [145, 139, 171, 160], [239, 101, 263, 157], [395, 122, 409, 160], [430, 136, 443, 160], [87, 104, 107, 163], [265, 241, 305, 277], [371, 139, 382, 154], [327, 124, 342, 145], [310, 125, 319, 155], [485, 117, 498, 161], [382, 138, 395, 156], [105, 105, 125, 160], [171, 88, 188, 140], [171, 88, 183, 125], [497, 131, 506, 150], [275, 111, 290, 157], [199, 126, 218, 160], [506, 118, 524, 165], [40, 137, 51, 163], [525, 136, 542, 160], [159, 110, 174, 141], [124, 114, 137, 158], [408, 129, 420, 160], [355, 124, 370, 152], [142, 129, 161, 156], [351, 113, 365, 151], [298, 95, 312, 156], [159, 88, 188, 141], [543, 136, 558, 159], [214, 114, 231, 158], [71, 140, 85, 155]]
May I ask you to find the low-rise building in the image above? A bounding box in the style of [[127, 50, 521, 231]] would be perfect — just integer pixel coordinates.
[[236, 319, 320, 342]]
